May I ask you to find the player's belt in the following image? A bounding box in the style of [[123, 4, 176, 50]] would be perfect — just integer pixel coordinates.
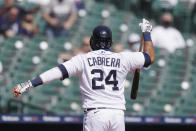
[[84, 107, 106, 113]]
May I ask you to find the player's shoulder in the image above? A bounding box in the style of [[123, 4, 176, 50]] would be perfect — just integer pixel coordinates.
[[119, 51, 144, 58], [119, 50, 135, 55]]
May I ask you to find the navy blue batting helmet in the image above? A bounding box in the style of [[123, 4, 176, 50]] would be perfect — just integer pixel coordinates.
[[90, 25, 112, 50]]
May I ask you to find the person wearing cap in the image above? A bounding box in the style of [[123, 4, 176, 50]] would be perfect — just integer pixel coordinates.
[[128, 33, 140, 52], [151, 12, 185, 53]]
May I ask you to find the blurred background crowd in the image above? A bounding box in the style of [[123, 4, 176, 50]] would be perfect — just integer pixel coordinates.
[[0, 0, 196, 116], [0, 0, 195, 58]]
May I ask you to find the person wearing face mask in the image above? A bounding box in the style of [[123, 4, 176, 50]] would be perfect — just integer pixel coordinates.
[[151, 12, 185, 53], [20, 11, 39, 38], [0, 6, 21, 37]]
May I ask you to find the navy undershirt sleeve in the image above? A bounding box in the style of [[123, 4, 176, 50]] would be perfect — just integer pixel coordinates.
[[31, 77, 43, 87], [58, 64, 69, 80], [143, 32, 152, 42], [143, 52, 151, 67]]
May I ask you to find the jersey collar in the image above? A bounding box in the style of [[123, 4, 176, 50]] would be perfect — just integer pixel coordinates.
[[100, 48, 112, 51]]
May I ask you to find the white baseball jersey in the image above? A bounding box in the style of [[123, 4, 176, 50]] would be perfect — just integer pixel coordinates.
[[62, 49, 145, 110]]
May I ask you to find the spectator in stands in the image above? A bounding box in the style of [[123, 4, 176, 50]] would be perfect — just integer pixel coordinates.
[[0, 0, 15, 18], [42, 0, 78, 39], [58, 46, 80, 62], [151, 13, 185, 53], [0, 0, 40, 18], [113, 43, 124, 53], [0, 6, 21, 37], [58, 36, 90, 62], [58, 53, 72, 62], [20, 11, 39, 38], [128, 33, 140, 52], [79, 36, 91, 54], [71, 46, 80, 56]]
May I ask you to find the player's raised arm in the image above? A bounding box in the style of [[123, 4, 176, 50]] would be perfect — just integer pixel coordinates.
[[122, 19, 155, 69], [139, 18, 155, 65]]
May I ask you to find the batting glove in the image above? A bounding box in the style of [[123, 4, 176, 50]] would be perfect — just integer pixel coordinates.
[[139, 18, 152, 32], [12, 80, 33, 98]]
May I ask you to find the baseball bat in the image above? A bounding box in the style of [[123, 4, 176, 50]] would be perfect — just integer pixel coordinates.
[[130, 34, 144, 99]]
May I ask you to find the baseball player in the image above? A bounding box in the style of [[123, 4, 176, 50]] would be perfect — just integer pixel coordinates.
[[12, 18, 155, 131]]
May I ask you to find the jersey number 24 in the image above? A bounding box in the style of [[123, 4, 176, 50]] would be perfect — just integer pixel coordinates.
[[91, 69, 119, 91]]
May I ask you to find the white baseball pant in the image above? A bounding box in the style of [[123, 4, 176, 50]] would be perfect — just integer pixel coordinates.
[[83, 108, 125, 131]]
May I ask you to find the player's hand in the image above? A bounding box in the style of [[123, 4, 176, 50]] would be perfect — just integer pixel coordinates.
[[11, 80, 33, 98], [139, 18, 152, 32]]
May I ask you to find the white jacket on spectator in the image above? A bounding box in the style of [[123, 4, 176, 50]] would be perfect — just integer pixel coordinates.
[[151, 25, 185, 53]]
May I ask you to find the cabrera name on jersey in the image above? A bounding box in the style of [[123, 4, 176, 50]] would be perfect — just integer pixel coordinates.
[[87, 55, 120, 68], [62, 50, 145, 110]]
